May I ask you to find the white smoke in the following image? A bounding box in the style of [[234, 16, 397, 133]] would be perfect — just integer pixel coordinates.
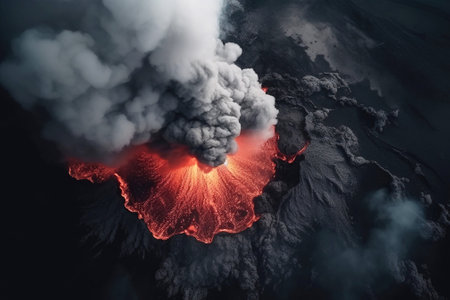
[[0, 0, 278, 166]]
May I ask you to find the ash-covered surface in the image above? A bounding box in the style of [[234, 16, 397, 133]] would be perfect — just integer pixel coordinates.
[[2, 1, 450, 300]]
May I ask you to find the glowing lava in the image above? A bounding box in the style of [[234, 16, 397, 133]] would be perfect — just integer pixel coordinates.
[[275, 134, 310, 164], [69, 130, 308, 243]]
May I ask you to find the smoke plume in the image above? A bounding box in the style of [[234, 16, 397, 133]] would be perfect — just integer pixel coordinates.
[[0, 0, 278, 166]]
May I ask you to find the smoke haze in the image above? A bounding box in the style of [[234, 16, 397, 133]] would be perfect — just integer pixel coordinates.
[[314, 190, 427, 300]]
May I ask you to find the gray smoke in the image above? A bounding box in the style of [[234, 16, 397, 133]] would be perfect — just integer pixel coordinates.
[[0, 0, 278, 166]]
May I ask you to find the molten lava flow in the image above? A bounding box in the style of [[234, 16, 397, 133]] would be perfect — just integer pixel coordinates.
[[69, 130, 309, 243], [68, 160, 114, 183]]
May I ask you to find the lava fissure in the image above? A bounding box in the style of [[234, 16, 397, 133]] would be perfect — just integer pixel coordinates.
[[275, 140, 310, 163]]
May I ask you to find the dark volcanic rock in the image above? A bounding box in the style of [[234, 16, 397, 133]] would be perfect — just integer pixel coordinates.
[[55, 1, 450, 299]]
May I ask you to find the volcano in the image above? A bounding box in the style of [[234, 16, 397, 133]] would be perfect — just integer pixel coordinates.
[[69, 129, 307, 243]]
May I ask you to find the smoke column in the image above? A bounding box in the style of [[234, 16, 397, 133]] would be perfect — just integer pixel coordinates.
[[0, 0, 278, 166]]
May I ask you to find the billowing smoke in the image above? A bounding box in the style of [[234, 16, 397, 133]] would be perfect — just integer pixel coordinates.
[[0, 0, 277, 166]]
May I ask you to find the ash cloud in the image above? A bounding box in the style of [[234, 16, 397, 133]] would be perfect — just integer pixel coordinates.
[[0, 0, 277, 166]]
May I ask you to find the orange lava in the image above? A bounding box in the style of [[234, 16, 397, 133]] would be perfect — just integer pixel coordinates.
[[69, 160, 115, 183], [68, 130, 309, 243]]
